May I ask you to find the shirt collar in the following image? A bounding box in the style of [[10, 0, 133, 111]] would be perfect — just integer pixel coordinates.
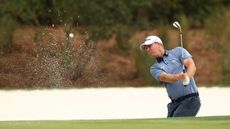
[[156, 50, 168, 63]]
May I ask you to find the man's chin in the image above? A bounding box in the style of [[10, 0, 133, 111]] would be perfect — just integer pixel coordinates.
[[152, 54, 159, 58]]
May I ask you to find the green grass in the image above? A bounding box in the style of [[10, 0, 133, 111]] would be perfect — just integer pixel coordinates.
[[0, 116, 230, 129]]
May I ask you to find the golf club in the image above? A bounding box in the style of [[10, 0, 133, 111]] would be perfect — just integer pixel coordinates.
[[172, 21, 190, 86]]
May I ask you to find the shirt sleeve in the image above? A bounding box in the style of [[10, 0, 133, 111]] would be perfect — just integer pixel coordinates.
[[182, 47, 192, 60], [175, 47, 192, 63], [150, 65, 165, 82]]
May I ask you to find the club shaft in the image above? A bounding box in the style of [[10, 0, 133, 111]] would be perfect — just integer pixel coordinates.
[[180, 29, 187, 86], [180, 32, 183, 48], [180, 31, 185, 71], [173, 21, 187, 86]]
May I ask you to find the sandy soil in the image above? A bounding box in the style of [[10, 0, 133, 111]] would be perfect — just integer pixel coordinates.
[[0, 87, 229, 120]]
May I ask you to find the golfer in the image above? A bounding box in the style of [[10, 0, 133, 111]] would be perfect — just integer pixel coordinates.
[[140, 35, 201, 117]]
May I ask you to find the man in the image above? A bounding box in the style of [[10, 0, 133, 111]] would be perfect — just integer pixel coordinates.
[[140, 35, 201, 117]]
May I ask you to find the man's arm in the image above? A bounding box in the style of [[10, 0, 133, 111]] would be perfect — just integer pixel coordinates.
[[159, 58, 196, 83], [159, 72, 186, 83], [183, 58, 196, 78]]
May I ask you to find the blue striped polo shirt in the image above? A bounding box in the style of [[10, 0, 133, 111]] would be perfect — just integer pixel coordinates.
[[150, 47, 198, 100]]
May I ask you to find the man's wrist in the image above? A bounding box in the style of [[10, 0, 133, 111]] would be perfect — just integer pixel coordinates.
[[175, 74, 180, 81]]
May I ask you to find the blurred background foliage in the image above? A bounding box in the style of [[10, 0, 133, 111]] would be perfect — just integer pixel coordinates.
[[0, 0, 230, 87], [0, 0, 226, 36]]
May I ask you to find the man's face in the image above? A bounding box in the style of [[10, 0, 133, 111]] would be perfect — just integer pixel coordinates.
[[144, 43, 162, 58]]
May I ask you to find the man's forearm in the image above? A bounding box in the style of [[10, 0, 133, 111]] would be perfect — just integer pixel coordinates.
[[184, 58, 196, 78], [186, 66, 196, 78], [159, 73, 180, 83]]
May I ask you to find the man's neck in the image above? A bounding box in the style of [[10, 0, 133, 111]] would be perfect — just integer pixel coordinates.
[[160, 49, 165, 57], [156, 49, 168, 63]]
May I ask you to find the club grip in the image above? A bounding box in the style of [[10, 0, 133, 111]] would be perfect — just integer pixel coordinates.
[[182, 69, 188, 87]]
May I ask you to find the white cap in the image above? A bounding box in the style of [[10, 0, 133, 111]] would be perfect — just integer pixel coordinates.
[[140, 35, 163, 51]]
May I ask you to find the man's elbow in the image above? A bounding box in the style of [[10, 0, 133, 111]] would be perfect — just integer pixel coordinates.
[[192, 62, 196, 74], [188, 63, 196, 77]]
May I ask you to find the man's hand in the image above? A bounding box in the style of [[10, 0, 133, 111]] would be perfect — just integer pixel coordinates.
[[175, 73, 190, 85], [176, 73, 187, 81]]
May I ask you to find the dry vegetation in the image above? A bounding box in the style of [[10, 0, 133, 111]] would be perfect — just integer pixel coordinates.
[[0, 25, 223, 88]]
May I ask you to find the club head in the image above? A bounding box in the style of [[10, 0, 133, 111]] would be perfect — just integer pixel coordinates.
[[173, 21, 181, 29]]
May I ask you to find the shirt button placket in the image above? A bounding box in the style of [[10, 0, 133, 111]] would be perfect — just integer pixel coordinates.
[[164, 59, 168, 65]]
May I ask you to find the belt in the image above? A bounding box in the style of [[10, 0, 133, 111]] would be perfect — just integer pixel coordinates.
[[171, 93, 199, 103]]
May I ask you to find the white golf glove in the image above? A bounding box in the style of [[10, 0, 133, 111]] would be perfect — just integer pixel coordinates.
[[183, 75, 190, 85]]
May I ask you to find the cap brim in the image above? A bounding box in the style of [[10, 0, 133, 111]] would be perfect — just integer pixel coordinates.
[[140, 44, 145, 51], [139, 41, 154, 51]]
